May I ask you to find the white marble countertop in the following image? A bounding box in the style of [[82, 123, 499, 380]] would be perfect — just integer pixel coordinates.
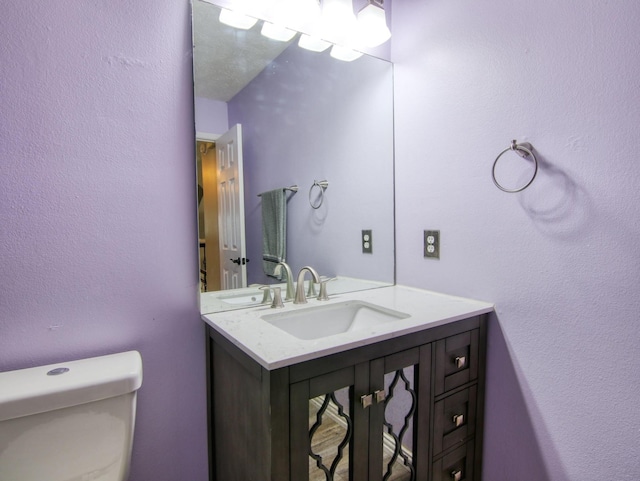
[[202, 285, 494, 370]]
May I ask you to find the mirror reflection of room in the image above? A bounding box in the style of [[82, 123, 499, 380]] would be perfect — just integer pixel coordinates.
[[194, 0, 396, 313]]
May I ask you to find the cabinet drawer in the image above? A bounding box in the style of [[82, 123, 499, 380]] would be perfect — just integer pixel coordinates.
[[435, 330, 479, 395], [432, 440, 475, 481], [433, 385, 477, 455]]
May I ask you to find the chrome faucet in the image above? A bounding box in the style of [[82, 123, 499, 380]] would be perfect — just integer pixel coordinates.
[[294, 266, 321, 304], [274, 261, 295, 301]]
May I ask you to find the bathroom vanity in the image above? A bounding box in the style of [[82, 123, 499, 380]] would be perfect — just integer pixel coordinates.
[[202, 286, 493, 481]]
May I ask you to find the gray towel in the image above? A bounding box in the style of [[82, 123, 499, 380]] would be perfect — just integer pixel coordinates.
[[261, 188, 287, 279]]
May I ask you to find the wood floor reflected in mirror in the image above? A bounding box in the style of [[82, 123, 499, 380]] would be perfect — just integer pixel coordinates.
[[308, 395, 413, 481]]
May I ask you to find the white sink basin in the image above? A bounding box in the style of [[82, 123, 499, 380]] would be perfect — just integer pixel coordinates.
[[219, 291, 263, 306], [261, 300, 410, 340]]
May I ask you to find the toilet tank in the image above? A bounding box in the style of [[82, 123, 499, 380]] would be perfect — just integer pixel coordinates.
[[0, 351, 143, 481]]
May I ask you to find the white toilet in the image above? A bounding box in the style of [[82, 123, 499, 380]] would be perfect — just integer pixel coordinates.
[[0, 350, 143, 481]]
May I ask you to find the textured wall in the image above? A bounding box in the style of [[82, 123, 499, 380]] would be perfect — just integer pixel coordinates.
[[391, 0, 640, 480], [0, 1, 208, 480]]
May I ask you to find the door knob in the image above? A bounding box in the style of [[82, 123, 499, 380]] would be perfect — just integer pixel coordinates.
[[230, 257, 250, 265]]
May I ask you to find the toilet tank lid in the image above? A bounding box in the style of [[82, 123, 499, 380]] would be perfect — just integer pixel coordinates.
[[0, 351, 142, 422]]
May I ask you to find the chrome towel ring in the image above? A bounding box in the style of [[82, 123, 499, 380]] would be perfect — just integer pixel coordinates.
[[492, 140, 538, 193], [309, 180, 329, 209]]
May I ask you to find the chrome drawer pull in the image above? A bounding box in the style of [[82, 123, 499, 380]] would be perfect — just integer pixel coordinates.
[[455, 356, 466, 369], [375, 389, 386, 403], [452, 414, 464, 427], [360, 394, 373, 408], [451, 469, 462, 481]]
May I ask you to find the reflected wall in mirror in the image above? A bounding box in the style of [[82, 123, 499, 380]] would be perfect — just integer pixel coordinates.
[[193, 0, 395, 313]]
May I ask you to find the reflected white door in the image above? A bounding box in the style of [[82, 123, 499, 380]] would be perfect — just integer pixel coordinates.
[[216, 124, 247, 289]]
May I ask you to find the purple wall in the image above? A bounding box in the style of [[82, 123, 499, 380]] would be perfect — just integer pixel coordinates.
[[3, 1, 639, 480], [0, 1, 207, 480], [228, 44, 395, 286], [392, 0, 640, 480]]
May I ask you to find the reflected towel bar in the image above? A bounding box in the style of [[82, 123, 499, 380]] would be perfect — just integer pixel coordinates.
[[258, 185, 299, 197]]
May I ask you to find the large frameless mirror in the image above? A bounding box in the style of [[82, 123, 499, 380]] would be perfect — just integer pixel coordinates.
[[193, 0, 395, 314]]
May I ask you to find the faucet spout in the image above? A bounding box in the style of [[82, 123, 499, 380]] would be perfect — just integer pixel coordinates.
[[294, 266, 321, 304], [274, 262, 295, 301]]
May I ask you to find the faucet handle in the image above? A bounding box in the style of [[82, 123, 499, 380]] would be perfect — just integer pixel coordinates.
[[259, 285, 273, 305], [271, 287, 285, 308], [317, 277, 335, 301]]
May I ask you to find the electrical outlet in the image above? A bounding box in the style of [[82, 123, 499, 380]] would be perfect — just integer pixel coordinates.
[[362, 229, 372, 254], [424, 230, 440, 259]]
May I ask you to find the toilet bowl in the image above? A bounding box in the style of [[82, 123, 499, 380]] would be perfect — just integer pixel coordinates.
[[0, 351, 143, 481]]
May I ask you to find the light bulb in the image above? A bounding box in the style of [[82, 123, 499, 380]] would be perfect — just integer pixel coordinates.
[[298, 34, 331, 52], [219, 8, 258, 30], [356, 3, 391, 47], [330, 44, 363, 62], [271, 0, 321, 26], [261, 21, 297, 42], [320, 0, 358, 45], [297, 0, 322, 23]]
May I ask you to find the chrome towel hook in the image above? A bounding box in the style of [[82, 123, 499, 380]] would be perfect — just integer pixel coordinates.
[[492, 140, 538, 193], [309, 180, 329, 209]]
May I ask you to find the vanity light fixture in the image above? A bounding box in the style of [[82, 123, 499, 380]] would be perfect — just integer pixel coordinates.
[[298, 34, 331, 52], [219, 8, 258, 30], [218, 0, 387, 61], [356, 0, 391, 47], [261, 21, 297, 41]]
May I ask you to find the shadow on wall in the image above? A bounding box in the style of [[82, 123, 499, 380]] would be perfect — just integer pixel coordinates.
[[517, 150, 593, 241], [483, 315, 570, 481]]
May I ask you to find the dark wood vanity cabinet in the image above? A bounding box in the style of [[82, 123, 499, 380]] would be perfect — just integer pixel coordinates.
[[206, 314, 487, 481]]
